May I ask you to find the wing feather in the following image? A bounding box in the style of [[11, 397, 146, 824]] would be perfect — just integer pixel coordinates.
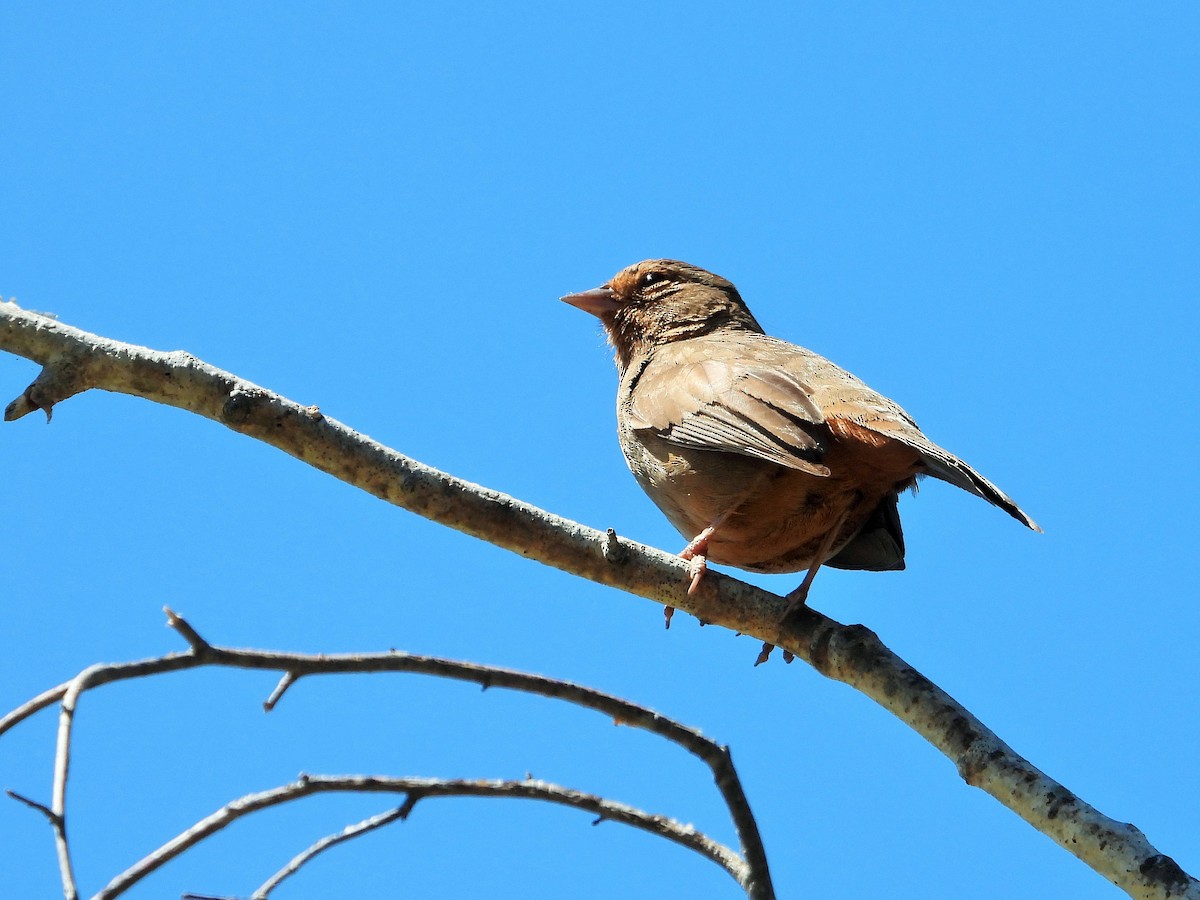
[[629, 357, 830, 476]]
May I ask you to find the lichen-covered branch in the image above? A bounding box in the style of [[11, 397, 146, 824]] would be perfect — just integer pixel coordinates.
[[1, 300, 1195, 899]]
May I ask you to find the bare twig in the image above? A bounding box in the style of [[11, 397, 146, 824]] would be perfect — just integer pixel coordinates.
[[1, 302, 1195, 899], [0, 681, 73, 738], [46, 668, 102, 900], [249, 806, 406, 898], [5, 612, 773, 899], [99, 775, 744, 898], [164, 606, 212, 653], [6, 789, 59, 823], [0, 652, 201, 737], [262, 671, 299, 711]]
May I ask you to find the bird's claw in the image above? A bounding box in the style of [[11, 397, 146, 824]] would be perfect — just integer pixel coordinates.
[[679, 525, 716, 561], [679, 526, 716, 594], [754, 642, 774, 666], [779, 582, 811, 622]]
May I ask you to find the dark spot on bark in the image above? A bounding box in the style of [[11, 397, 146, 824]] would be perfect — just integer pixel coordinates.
[[946, 715, 980, 754], [1138, 854, 1193, 892], [1045, 790, 1074, 819], [809, 625, 835, 674], [222, 389, 257, 425], [842, 624, 872, 644]]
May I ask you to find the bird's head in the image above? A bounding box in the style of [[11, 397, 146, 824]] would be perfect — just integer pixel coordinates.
[[561, 259, 763, 370]]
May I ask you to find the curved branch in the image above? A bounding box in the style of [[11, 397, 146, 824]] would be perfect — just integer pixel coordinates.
[[249, 806, 407, 899], [98, 775, 744, 898], [5, 611, 773, 899], [1, 301, 1195, 899], [0, 652, 199, 738], [49, 670, 95, 900], [0, 680, 73, 737]]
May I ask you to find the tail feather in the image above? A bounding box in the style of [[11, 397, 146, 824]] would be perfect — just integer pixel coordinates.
[[919, 450, 1041, 533], [826, 493, 907, 571]]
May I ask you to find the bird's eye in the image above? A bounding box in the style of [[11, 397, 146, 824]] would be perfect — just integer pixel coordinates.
[[640, 271, 664, 288]]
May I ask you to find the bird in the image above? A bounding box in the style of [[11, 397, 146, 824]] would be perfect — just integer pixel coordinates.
[[562, 259, 1039, 624]]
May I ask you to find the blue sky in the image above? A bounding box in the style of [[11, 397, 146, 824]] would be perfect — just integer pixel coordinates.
[[2, 3, 1197, 897]]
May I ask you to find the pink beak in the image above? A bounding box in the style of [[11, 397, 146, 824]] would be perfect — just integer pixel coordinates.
[[561, 286, 619, 317]]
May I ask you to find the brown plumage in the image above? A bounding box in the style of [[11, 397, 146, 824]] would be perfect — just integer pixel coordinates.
[[562, 259, 1039, 620]]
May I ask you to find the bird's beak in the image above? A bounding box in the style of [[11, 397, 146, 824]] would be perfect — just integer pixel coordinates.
[[561, 285, 619, 317]]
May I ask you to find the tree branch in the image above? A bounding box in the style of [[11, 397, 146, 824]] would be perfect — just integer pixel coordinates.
[[249, 805, 408, 899], [99, 776, 744, 898], [6, 612, 772, 899], [2, 300, 1195, 899]]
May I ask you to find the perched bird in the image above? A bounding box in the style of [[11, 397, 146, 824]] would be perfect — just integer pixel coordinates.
[[562, 259, 1039, 621]]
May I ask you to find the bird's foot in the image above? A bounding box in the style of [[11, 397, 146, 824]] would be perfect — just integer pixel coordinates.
[[684, 554, 708, 595], [754, 642, 774, 666], [679, 526, 716, 594], [779, 582, 810, 622], [753, 642, 796, 666], [679, 525, 715, 560], [663, 606, 675, 629]]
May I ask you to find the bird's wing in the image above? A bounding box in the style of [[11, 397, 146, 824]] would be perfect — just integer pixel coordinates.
[[629, 335, 1040, 531], [782, 342, 1042, 532], [628, 352, 832, 476]]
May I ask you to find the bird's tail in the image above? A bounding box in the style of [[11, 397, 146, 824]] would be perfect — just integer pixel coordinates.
[[919, 449, 1041, 532]]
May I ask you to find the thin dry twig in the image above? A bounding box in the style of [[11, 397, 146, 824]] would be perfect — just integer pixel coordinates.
[[2, 301, 1195, 900], [44, 669, 102, 900], [6, 789, 59, 823], [249, 805, 407, 899], [98, 775, 743, 899], [262, 671, 299, 711], [164, 607, 212, 652], [0, 682, 74, 738], [6, 612, 773, 899]]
